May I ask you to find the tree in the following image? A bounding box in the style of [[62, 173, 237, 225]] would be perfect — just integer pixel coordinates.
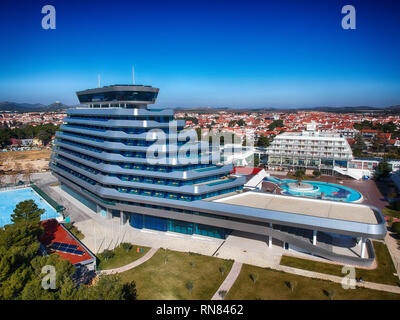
[[268, 120, 284, 131], [313, 170, 322, 178], [294, 169, 306, 183], [328, 289, 336, 300], [237, 119, 245, 127], [83, 274, 126, 300], [11, 200, 44, 229], [249, 273, 258, 283], [253, 154, 260, 167], [352, 133, 366, 156], [189, 262, 195, 269], [286, 280, 297, 292], [218, 290, 227, 299], [256, 135, 270, 148], [121, 243, 133, 252], [219, 266, 227, 276], [122, 280, 137, 300], [375, 158, 391, 180], [101, 249, 114, 262], [185, 281, 193, 295]]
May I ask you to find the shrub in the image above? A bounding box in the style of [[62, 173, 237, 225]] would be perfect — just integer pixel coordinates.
[[313, 170, 322, 178], [120, 243, 133, 252], [286, 280, 297, 292], [249, 273, 258, 283], [392, 222, 400, 234], [219, 266, 227, 276], [101, 249, 114, 262], [186, 281, 193, 295]]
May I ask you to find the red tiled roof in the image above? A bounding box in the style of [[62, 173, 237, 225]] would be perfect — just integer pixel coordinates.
[[40, 219, 95, 265]]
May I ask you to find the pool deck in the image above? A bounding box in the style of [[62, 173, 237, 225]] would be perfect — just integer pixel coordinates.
[[263, 175, 389, 210], [215, 192, 379, 224]]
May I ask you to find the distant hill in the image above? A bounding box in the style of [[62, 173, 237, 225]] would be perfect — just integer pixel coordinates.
[[0, 101, 71, 112], [174, 105, 392, 114]]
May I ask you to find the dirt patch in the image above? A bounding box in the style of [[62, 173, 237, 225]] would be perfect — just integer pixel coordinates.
[[0, 150, 51, 173]]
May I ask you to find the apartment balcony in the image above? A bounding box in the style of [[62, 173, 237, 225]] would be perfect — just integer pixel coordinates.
[[60, 124, 182, 141], [54, 140, 218, 166], [50, 162, 245, 195], [63, 117, 186, 129], [51, 150, 233, 180]]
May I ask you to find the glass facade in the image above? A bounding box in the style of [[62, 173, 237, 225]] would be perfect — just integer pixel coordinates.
[[78, 90, 158, 103], [129, 213, 228, 239]]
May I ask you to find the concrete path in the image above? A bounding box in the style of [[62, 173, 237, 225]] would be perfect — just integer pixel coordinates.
[[100, 247, 158, 275], [276, 265, 400, 294], [211, 261, 243, 300], [385, 230, 400, 279]]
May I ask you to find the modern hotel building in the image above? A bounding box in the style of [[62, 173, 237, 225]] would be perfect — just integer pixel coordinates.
[[50, 84, 386, 266]]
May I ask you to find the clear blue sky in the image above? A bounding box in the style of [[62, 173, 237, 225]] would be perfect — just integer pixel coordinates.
[[0, 0, 399, 108]]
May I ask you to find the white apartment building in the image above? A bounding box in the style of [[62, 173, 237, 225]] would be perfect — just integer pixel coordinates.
[[266, 123, 353, 175]]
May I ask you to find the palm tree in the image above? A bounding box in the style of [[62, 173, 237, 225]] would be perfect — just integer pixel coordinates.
[[294, 169, 306, 185]]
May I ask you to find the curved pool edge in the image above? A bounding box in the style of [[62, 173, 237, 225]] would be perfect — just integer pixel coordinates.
[[264, 177, 363, 203]]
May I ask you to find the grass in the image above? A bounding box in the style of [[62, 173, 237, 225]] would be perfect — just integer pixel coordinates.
[[280, 241, 399, 286], [226, 264, 400, 300], [118, 249, 233, 300], [382, 207, 400, 219], [97, 244, 150, 270], [0, 149, 52, 161]]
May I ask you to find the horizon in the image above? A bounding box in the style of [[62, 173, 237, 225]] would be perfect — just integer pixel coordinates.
[[0, 0, 399, 108]]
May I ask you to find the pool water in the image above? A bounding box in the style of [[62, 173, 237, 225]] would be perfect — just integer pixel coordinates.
[[0, 188, 60, 228], [264, 177, 362, 202]]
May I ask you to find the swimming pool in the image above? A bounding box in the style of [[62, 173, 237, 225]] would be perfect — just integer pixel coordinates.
[[264, 177, 362, 202], [0, 188, 60, 228]]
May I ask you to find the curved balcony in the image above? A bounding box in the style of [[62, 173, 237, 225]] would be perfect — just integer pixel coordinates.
[[67, 107, 173, 117], [52, 150, 233, 180], [60, 124, 185, 141], [64, 117, 186, 129], [56, 131, 203, 153], [54, 139, 220, 166], [51, 162, 245, 195]]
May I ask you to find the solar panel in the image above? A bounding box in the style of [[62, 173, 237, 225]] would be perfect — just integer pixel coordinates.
[[50, 242, 78, 249], [48, 242, 82, 255]]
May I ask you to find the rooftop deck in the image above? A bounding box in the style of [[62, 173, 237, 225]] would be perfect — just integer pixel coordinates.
[[214, 192, 378, 224]]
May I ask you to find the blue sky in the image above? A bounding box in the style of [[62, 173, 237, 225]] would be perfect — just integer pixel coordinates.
[[0, 0, 399, 108]]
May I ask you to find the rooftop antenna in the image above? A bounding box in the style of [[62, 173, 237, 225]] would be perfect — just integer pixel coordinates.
[[132, 65, 135, 85], [97, 74, 101, 88]]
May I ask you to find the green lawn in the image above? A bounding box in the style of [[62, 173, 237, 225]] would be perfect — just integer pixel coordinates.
[[280, 241, 399, 286], [382, 207, 400, 219], [118, 249, 233, 300], [226, 264, 400, 300], [97, 244, 150, 270]]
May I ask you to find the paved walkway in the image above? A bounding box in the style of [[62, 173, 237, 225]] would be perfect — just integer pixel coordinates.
[[276, 265, 400, 294], [100, 247, 159, 275], [385, 230, 400, 278], [211, 261, 243, 300]]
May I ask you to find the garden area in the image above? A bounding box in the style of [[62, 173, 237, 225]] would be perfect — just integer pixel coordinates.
[[117, 249, 233, 300], [226, 264, 400, 300], [280, 241, 399, 286], [97, 243, 150, 270]]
